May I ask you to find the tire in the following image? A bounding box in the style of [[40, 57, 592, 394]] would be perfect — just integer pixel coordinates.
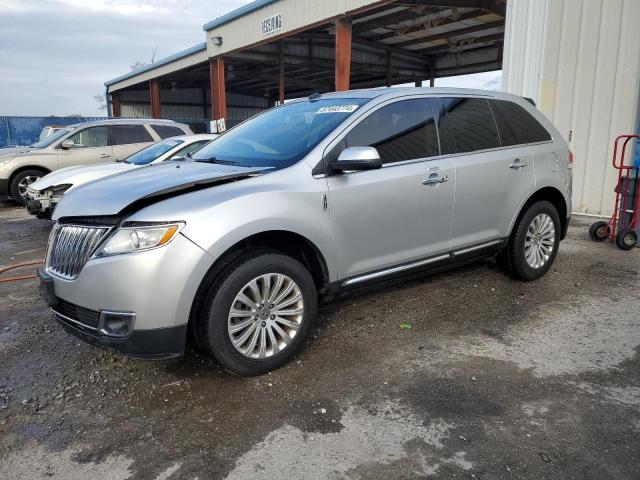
[[195, 249, 318, 376], [615, 228, 638, 251], [9, 169, 46, 206], [588, 220, 610, 242], [501, 200, 561, 281]]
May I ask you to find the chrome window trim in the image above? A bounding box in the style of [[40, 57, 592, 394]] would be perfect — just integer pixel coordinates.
[[313, 94, 555, 178]]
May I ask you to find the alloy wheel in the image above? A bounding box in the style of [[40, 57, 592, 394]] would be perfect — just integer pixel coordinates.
[[227, 273, 304, 359], [524, 213, 556, 269], [17, 175, 40, 198]]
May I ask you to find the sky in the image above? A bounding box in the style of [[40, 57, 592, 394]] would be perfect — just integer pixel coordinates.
[[0, 0, 501, 117]]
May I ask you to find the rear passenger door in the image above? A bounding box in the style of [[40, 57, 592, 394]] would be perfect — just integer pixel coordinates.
[[325, 98, 455, 281], [109, 125, 155, 160], [435, 97, 535, 251]]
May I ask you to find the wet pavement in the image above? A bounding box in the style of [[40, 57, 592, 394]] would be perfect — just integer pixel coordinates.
[[0, 200, 638, 479]]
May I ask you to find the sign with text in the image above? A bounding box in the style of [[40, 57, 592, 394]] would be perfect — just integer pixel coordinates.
[[261, 13, 282, 36]]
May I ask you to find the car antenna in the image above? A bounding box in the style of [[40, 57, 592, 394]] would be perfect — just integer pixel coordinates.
[[308, 92, 322, 102]]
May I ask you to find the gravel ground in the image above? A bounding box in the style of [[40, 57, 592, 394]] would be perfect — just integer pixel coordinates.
[[0, 200, 638, 479]]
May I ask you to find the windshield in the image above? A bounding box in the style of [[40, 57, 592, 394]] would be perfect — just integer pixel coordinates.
[[124, 138, 185, 165], [31, 127, 74, 148], [192, 98, 369, 169]]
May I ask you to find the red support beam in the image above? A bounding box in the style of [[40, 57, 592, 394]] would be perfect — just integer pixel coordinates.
[[149, 79, 161, 118], [334, 17, 352, 92], [209, 57, 227, 120], [279, 42, 285, 104], [111, 93, 121, 117]]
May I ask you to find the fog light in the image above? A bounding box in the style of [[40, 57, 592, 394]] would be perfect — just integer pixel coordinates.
[[99, 311, 136, 337]]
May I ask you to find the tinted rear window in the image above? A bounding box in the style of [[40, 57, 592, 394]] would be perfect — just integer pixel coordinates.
[[151, 125, 185, 139], [490, 100, 551, 145], [435, 98, 500, 154], [110, 125, 153, 145]]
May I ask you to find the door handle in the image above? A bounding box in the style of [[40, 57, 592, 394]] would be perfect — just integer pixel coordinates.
[[99, 153, 111, 158], [423, 173, 449, 186], [509, 158, 528, 169]]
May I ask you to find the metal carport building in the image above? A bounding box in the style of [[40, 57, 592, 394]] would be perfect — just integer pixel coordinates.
[[104, 0, 506, 127]]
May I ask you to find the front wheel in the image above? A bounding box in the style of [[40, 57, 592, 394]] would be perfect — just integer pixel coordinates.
[[9, 169, 46, 206], [195, 250, 317, 376], [500, 200, 561, 281]]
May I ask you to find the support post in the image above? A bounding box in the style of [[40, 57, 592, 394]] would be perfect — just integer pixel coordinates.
[[429, 74, 435, 88], [111, 93, 121, 117], [149, 79, 161, 118], [334, 17, 352, 92], [386, 52, 392, 87], [209, 57, 227, 121], [279, 41, 285, 104]]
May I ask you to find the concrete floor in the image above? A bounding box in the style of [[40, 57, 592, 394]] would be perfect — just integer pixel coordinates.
[[0, 201, 638, 479]]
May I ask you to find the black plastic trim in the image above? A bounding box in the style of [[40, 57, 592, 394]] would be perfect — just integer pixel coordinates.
[[55, 315, 186, 360], [0, 178, 9, 199]]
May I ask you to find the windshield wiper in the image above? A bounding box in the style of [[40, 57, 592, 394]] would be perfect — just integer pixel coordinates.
[[195, 157, 240, 166]]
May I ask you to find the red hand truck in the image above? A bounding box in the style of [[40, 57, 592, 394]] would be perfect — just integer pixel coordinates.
[[589, 134, 640, 250]]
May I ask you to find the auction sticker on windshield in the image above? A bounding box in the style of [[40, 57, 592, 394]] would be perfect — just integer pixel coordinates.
[[316, 105, 360, 114]]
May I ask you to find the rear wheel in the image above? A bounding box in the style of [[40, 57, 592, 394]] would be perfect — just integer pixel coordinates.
[[9, 169, 46, 206], [615, 228, 638, 250], [195, 250, 317, 376], [501, 200, 561, 281], [588, 220, 610, 242]]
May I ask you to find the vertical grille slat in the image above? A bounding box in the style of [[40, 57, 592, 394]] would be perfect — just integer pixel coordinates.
[[46, 224, 110, 280]]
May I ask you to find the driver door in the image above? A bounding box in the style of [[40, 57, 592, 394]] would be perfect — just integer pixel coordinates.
[[58, 126, 113, 168], [325, 98, 455, 281]]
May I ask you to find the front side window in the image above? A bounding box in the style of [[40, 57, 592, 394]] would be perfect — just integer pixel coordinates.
[[32, 127, 74, 148], [124, 138, 184, 165], [435, 97, 501, 154], [66, 126, 109, 148], [110, 125, 153, 145], [192, 98, 369, 170], [490, 100, 551, 145], [327, 98, 440, 165]]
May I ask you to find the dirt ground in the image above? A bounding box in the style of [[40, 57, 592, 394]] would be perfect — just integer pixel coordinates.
[[0, 200, 638, 480]]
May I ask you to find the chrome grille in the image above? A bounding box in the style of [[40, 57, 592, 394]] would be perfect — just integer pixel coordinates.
[[46, 224, 110, 279]]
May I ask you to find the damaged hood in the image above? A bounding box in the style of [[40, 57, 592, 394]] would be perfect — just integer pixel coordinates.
[[53, 161, 264, 219], [30, 162, 136, 192]]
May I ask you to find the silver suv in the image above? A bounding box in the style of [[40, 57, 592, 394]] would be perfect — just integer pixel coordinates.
[[0, 118, 192, 205], [38, 88, 572, 375]]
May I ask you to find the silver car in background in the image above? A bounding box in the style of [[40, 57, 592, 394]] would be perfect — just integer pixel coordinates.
[[38, 88, 572, 376], [25, 134, 217, 218]]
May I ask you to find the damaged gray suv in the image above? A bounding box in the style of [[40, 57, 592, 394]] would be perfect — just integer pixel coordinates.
[[39, 88, 572, 375]]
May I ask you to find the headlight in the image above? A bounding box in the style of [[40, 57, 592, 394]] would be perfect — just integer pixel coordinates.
[[93, 222, 184, 257]]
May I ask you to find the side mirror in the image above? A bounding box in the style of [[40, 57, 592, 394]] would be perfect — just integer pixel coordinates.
[[59, 139, 75, 150], [329, 146, 382, 173]]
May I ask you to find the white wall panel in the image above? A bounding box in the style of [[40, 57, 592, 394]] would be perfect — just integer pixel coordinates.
[[503, 0, 640, 215]]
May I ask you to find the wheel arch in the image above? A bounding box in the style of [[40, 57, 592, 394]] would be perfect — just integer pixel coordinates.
[[188, 229, 330, 345], [8, 165, 51, 191], [510, 187, 569, 240]]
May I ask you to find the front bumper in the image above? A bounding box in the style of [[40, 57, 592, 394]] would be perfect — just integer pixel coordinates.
[[38, 232, 213, 358]]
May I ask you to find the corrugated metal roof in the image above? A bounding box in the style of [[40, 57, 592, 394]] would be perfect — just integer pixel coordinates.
[[203, 0, 280, 32], [104, 43, 207, 87]]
